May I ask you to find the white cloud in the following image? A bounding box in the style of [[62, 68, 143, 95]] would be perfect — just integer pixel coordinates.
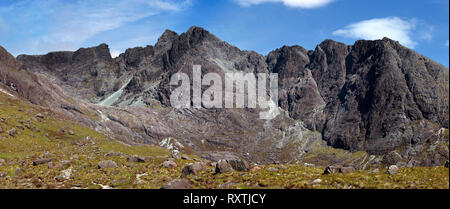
[[333, 17, 419, 48], [446, 40, 449, 47], [234, 0, 334, 8]]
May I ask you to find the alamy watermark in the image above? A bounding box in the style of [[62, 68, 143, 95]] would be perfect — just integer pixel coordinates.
[[169, 65, 280, 120]]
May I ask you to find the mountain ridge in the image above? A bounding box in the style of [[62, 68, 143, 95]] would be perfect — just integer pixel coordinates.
[[2, 26, 448, 167]]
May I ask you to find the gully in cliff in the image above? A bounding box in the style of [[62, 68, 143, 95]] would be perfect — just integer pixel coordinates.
[[169, 65, 280, 120]]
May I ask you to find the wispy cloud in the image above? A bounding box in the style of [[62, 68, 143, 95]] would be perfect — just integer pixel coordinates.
[[332, 17, 431, 49], [446, 40, 449, 47], [0, 0, 189, 54], [233, 0, 334, 8]]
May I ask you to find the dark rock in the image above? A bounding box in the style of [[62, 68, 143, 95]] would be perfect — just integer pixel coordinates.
[[98, 160, 118, 169], [181, 155, 192, 161], [7, 128, 17, 136], [161, 179, 191, 189], [33, 158, 52, 166], [127, 155, 146, 163], [55, 176, 65, 182], [180, 163, 206, 178], [323, 166, 340, 174], [215, 159, 234, 173], [445, 161, 449, 168]]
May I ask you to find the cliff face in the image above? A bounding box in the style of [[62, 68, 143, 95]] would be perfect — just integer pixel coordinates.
[[6, 26, 449, 167]]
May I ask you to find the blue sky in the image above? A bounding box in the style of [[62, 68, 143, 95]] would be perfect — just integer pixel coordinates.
[[0, 0, 448, 66]]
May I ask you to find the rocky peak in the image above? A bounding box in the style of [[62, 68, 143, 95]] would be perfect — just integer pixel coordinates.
[[72, 43, 112, 63], [0, 46, 22, 69], [155, 29, 179, 53]]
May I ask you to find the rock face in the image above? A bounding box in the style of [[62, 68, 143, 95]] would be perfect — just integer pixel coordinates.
[[2, 26, 449, 167]]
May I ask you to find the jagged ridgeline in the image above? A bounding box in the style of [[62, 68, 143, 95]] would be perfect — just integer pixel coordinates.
[[1, 26, 449, 168]]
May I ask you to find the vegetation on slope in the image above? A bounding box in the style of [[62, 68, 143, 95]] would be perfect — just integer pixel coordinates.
[[0, 93, 448, 189]]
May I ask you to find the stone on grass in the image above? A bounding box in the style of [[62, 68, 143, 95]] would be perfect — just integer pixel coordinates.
[[161, 179, 191, 189], [127, 155, 146, 163], [215, 159, 234, 173], [98, 160, 119, 169], [33, 158, 52, 166], [180, 163, 206, 178], [162, 160, 177, 168], [7, 128, 17, 137], [387, 165, 399, 175]]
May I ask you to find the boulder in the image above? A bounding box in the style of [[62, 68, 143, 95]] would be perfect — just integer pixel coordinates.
[[310, 179, 322, 184], [180, 163, 206, 178], [323, 166, 341, 174], [181, 155, 192, 161], [323, 165, 355, 174], [267, 167, 279, 172], [445, 161, 449, 168], [387, 165, 399, 175], [127, 155, 146, 163], [0, 172, 6, 178], [98, 160, 119, 169], [215, 158, 249, 173], [161, 179, 191, 189], [35, 113, 44, 119], [162, 160, 177, 168], [33, 158, 52, 166], [215, 159, 234, 173], [7, 128, 17, 137]]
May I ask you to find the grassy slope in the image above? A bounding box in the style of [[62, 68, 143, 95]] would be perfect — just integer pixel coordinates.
[[0, 93, 448, 189]]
